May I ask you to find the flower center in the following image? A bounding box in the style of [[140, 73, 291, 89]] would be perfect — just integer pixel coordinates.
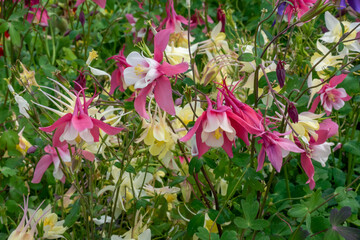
[[214, 128, 222, 140], [328, 93, 336, 102], [134, 64, 146, 76]]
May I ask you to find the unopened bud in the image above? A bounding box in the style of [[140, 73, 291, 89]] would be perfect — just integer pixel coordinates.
[[276, 60, 286, 88], [63, 29, 71, 37], [79, 11, 85, 27], [27, 146, 38, 154], [288, 102, 298, 123], [175, 97, 183, 106], [75, 34, 82, 41], [74, 71, 86, 92], [217, 6, 226, 32]]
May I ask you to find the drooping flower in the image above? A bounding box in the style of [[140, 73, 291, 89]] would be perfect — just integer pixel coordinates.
[[300, 119, 338, 189], [123, 29, 188, 119], [31, 144, 94, 183], [159, 0, 187, 32], [136, 105, 176, 159], [26, 7, 50, 27], [190, 8, 214, 31], [287, 112, 324, 142], [39, 88, 123, 147], [8, 196, 43, 240], [320, 11, 360, 52], [75, 0, 106, 8], [16, 127, 32, 156], [107, 46, 130, 94], [28, 204, 67, 239], [17, 62, 39, 90], [86, 49, 112, 81], [278, 0, 317, 23], [181, 94, 254, 158], [309, 74, 351, 116], [256, 131, 304, 172], [7, 83, 30, 119]]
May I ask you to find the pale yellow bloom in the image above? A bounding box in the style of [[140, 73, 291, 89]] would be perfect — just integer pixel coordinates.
[[174, 102, 204, 137], [16, 127, 32, 156], [17, 62, 39, 89], [287, 112, 324, 143]]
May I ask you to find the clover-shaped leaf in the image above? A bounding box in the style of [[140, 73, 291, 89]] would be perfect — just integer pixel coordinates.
[[326, 207, 360, 240]]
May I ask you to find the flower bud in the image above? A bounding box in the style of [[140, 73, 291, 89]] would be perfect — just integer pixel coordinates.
[[63, 29, 71, 37], [79, 11, 85, 27], [74, 71, 86, 92], [288, 102, 299, 123], [276, 60, 286, 88], [217, 6, 226, 32], [27, 145, 38, 154], [175, 97, 183, 106]]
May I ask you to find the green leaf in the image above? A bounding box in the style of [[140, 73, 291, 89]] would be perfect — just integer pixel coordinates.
[[125, 164, 136, 174], [0, 21, 8, 33], [170, 176, 186, 187], [343, 141, 360, 156], [220, 230, 237, 240], [189, 157, 203, 175], [234, 217, 250, 229], [9, 24, 20, 47], [241, 199, 258, 220], [64, 199, 81, 227], [183, 77, 195, 86], [208, 209, 226, 225], [0, 130, 19, 152], [5, 200, 19, 213], [288, 204, 308, 218], [136, 199, 150, 209], [239, 53, 254, 62], [0, 167, 17, 177], [187, 213, 205, 236], [251, 219, 269, 230], [196, 227, 220, 240]]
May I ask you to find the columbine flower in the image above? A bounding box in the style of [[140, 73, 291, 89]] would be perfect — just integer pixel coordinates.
[[287, 112, 324, 142], [86, 49, 112, 81], [31, 144, 94, 184], [159, 0, 187, 32], [310, 74, 351, 116], [8, 196, 43, 240], [26, 7, 50, 27], [320, 11, 360, 52], [8, 84, 30, 118], [107, 46, 130, 93], [278, 0, 317, 23], [181, 95, 253, 158], [17, 62, 39, 89], [173, 101, 204, 137], [310, 41, 347, 79], [198, 22, 229, 53], [300, 119, 338, 189], [257, 131, 304, 172], [28, 205, 67, 239], [123, 29, 188, 119], [16, 127, 32, 156], [39, 89, 123, 147], [136, 106, 176, 159]]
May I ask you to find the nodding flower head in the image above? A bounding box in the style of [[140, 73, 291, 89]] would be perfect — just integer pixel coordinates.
[[39, 86, 123, 147]]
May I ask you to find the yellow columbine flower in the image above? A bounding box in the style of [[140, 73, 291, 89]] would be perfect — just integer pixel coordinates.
[[16, 127, 32, 156], [288, 112, 324, 143], [17, 62, 39, 89], [174, 102, 204, 137], [137, 107, 176, 159]]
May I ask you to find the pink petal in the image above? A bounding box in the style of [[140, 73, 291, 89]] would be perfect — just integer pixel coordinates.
[[309, 96, 320, 113], [134, 84, 154, 119], [53, 123, 67, 147], [93, 0, 106, 8], [154, 29, 172, 62], [301, 153, 315, 190], [319, 119, 338, 139], [277, 138, 304, 153], [40, 113, 72, 132], [256, 147, 266, 171], [90, 126, 100, 142], [266, 144, 283, 172], [158, 62, 188, 76], [222, 134, 234, 158], [72, 113, 94, 132], [196, 124, 210, 158], [80, 150, 95, 162], [110, 68, 124, 94], [92, 118, 123, 135], [74, 0, 85, 7], [228, 115, 249, 145], [31, 154, 53, 183], [125, 14, 136, 24], [154, 76, 175, 116], [180, 113, 205, 142], [329, 74, 347, 87]]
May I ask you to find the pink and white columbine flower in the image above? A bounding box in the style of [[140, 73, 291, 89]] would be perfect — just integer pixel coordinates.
[[31, 145, 94, 184], [123, 29, 188, 119], [257, 131, 304, 172], [180, 95, 253, 158], [278, 0, 317, 23], [159, 0, 187, 32], [310, 74, 351, 116], [300, 119, 338, 189], [39, 89, 123, 147], [107, 46, 130, 94]]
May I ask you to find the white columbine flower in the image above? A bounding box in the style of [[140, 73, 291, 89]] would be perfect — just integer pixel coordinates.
[[321, 12, 360, 52], [8, 84, 30, 118]]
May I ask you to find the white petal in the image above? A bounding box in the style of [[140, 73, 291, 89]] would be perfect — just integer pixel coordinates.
[[211, 22, 222, 40], [144, 68, 160, 84], [61, 123, 78, 142], [324, 12, 339, 31], [205, 132, 224, 148], [317, 41, 330, 55], [80, 128, 94, 143], [126, 51, 146, 66], [124, 67, 143, 86], [89, 66, 111, 81], [311, 142, 334, 167], [203, 113, 220, 133], [138, 229, 151, 240], [320, 32, 336, 43]]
